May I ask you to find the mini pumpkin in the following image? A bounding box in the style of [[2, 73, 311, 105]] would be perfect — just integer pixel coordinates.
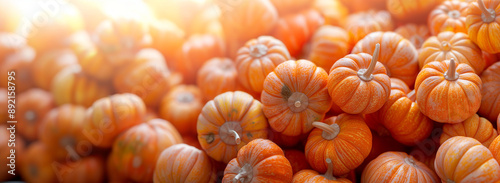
[[223, 139, 293, 183], [344, 10, 393, 45], [490, 135, 500, 164], [308, 25, 351, 71], [284, 149, 311, 174], [262, 60, 331, 136], [270, 0, 312, 15], [355, 133, 408, 174], [149, 19, 185, 61], [312, 0, 349, 27], [428, 0, 469, 35], [440, 114, 498, 147], [415, 59, 482, 123], [387, 0, 445, 23], [20, 142, 57, 183], [394, 24, 431, 49], [292, 158, 352, 183], [0, 46, 35, 93], [479, 62, 500, 122], [197, 57, 239, 102], [159, 85, 203, 135], [59, 156, 106, 183], [466, 0, 500, 53], [197, 91, 268, 163], [17, 89, 55, 141], [32, 49, 78, 90]]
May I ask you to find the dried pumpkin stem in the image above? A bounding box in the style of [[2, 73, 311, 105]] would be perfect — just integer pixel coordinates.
[[249, 44, 268, 58], [478, 0, 495, 23], [312, 122, 340, 140], [24, 110, 36, 123], [230, 130, 241, 145], [445, 58, 458, 81], [360, 43, 380, 81], [65, 145, 81, 161], [323, 158, 336, 180]]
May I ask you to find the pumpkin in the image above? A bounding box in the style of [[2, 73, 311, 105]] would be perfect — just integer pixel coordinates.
[[395, 24, 431, 49], [1, 124, 26, 182], [466, 0, 500, 53], [328, 44, 391, 114], [262, 60, 331, 136], [339, 0, 386, 12], [268, 128, 305, 148], [51, 65, 111, 107], [428, 0, 469, 35], [490, 135, 500, 164], [188, 4, 224, 38], [219, 0, 278, 41], [352, 32, 419, 87], [223, 139, 293, 183], [58, 156, 106, 183], [415, 59, 482, 123], [305, 114, 372, 176], [17, 89, 55, 141], [361, 151, 439, 183], [479, 62, 500, 122], [235, 36, 291, 93], [107, 118, 183, 182], [173, 34, 226, 84], [149, 19, 185, 61], [145, 0, 210, 34], [270, 0, 312, 15], [197, 91, 268, 163], [292, 158, 351, 183], [153, 144, 216, 183], [308, 25, 351, 71], [312, 0, 349, 27], [144, 108, 159, 122], [182, 135, 202, 150], [284, 149, 311, 174], [344, 10, 394, 46], [483, 51, 499, 68], [159, 85, 203, 135], [271, 9, 324, 57], [113, 48, 182, 108], [418, 31, 485, 74], [84, 93, 146, 148], [32, 49, 78, 90], [20, 142, 57, 183], [387, 0, 445, 23], [435, 136, 500, 182], [197, 58, 239, 102], [355, 132, 408, 174], [0, 46, 35, 93], [440, 114, 498, 147]]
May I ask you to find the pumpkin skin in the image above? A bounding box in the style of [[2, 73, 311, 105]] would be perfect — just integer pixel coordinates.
[[84, 93, 147, 148], [262, 60, 331, 136], [483, 51, 499, 68], [312, 0, 349, 27], [352, 32, 419, 87], [490, 135, 500, 164], [51, 65, 111, 108], [0, 46, 35, 93], [435, 136, 500, 182], [344, 10, 394, 46], [415, 59, 482, 123], [223, 139, 293, 183], [17, 89, 55, 141], [153, 144, 216, 183], [182, 135, 202, 150], [32, 49, 78, 90], [305, 114, 372, 176], [197, 58, 239, 102], [59, 156, 106, 183], [284, 149, 311, 174], [387, 0, 445, 23], [479, 62, 500, 122], [440, 114, 498, 147], [197, 91, 268, 163], [395, 24, 431, 49], [268, 129, 305, 148], [39, 104, 89, 161], [428, 0, 469, 36], [466, 0, 500, 53], [107, 118, 183, 183], [361, 152, 439, 183], [159, 85, 203, 135], [270, 0, 312, 15], [236, 36, 291, 93], [308, 25, 351, 71], [328, 47, 391, 114], [418, 31, 485, 74], [20, 142, 57, 183], [149, 19, 185, 61], [292, 158, 351, 183], [0, 124, 26, 182]]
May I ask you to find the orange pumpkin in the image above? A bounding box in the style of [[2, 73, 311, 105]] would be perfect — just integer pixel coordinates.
[[268, 128, 306, 148], [145, 0, 210, 34], [20, 142, 57, 183], [262, 60, 331, 136], [182, 135, 202, 150], [223, 139, 293, 183], [159, 85, 203, 135], [17, 89, 55, 141], [355, 132, 408, 174], [352, 32, 419, 87], [271, 9, 324, 57], [361, 152, 439, 183], [153, 144, 216, 183], [483, 51, 499, 68], [0, 46, 35, 93], [270, 0, 312, 15], [197, 91, 268, 163], [188, 4, 224, 38], [395, 24, 431, 49], [340, 0, 386, 12], [344, 10, 394, 46], [440, 114, 498, 147], [435, 136, 500, 182], [1, 124, 26, 182], [284, 149, 311, 174], [308, 25, 351, 71], [84, 93, 146, 148], [236, 36, 291, 93], [113, 48, 182, 108], [305, 114, 372, 176], [387, 0, 445, 23], [490, 135, 500, 164], [51, 65, 111, 107], [32, 49, 78, 90], [418, 31, 485, 74], [149, 19, 185, 61], [479, 62, 500, 122], [415, 59, 482, 123], [58, 156, 106, 183], [292, 158, 352, 183], [196, 57, 239, 102], [312, 0, 349, 27], [328, 44, 391, 114], [466, 0, 500, 53], [107, 118, 183, 182], [174, 34, 226, 84], [428, 0, 469, 35]]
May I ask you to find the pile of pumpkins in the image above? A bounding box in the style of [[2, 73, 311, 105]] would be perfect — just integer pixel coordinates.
[[1, 0, 500, 182]]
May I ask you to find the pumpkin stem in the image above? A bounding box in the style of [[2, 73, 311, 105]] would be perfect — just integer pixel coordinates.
[[249, 44, 268, 58], [176, 92, 194, 103], [359, 43, 380, 81], [404, 157, 416, 166], [445, 58, 459, 81], [477, 0, 495, 23], [233, 163, 252, 183], [24, 110, 36, 123], [323, 158, 337, 180], [64, 145, 81, 161], [312, 122, 340, 140], [230, 130, 241, 145]]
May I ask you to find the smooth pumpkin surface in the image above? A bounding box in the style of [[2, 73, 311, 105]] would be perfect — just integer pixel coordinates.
[[395, 24, 431, 49], [308, 25, 351, 71], [197, 91, 268, 163], [466, 0, 500, 53], [149, 19, 186, 62], [262, 60, 331, 136], [479, 62, 500, 122], [344, 10, 393, 46], [440, 114, 498, 147], [223, 139, 293, 183], [159, 85, 203, 135], [292, 158, 351, 183], [428, 0, 469, 35], [17, 89, 55, 141], [197, 57, 239, 102], [32, 49, 78, 90]]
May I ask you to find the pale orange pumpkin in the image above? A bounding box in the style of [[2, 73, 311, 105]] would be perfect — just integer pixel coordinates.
[[159, 85, 203, 135], [387, 0, 445, 23], [395, 24, 431, 49], [197, 57, 239, 102], [0, 46, 36, 93], [440, 114, 498, 147], [308, 25, 351, 71], [428, 0, 469, 35], [466, 0, 500, 53], [149, 19, 185, 61], [479, 62, 500, 122], [270, 0, 312, 15], [292, 158, 352, 183], [32, 49, 78, 90], [344, 10, 394, 45], [17, 89, 55, 141], [312, 0, 349, 27]]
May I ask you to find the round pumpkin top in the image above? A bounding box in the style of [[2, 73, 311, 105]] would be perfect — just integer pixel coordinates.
[[466, 0, 500, 53]]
